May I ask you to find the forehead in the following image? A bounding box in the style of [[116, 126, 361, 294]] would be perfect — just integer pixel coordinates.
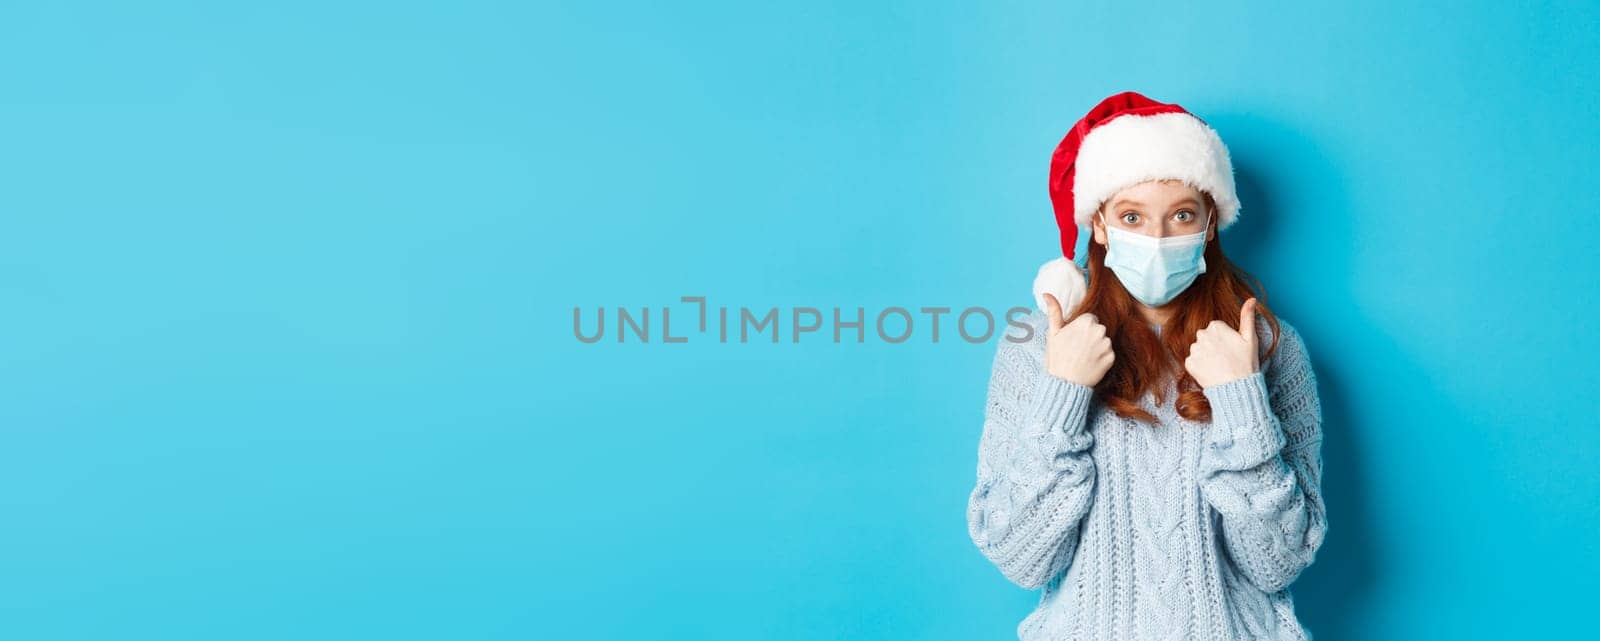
[[1107, 179, 1205, 205]]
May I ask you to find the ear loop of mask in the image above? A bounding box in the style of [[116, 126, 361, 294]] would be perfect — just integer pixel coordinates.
[[1186, 210, 1213, 245]]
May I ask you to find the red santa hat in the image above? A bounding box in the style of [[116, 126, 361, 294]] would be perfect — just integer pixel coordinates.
[[1033, 91, 1241, 314]]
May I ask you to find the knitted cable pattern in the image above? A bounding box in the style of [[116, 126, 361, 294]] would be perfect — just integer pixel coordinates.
[[967, 310, 1327, 641]]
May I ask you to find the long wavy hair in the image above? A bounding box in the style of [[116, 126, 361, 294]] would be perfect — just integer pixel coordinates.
[[1068, 192, 1282, 424]]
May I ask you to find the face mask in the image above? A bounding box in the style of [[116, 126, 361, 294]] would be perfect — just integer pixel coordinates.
[[1099, 212, 1211, 307]]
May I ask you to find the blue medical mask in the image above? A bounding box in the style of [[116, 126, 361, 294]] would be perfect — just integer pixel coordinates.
[[1099, 212, 1211, 307]]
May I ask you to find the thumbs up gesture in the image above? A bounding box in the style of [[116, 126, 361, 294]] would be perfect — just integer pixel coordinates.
[[1041, 293, 1116, 387], [1184, 298, 1262, 389]]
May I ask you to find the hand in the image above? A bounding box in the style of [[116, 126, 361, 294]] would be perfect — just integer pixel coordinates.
[[1184, 298, 1262, 389], [1041, 293, 1115, 387]]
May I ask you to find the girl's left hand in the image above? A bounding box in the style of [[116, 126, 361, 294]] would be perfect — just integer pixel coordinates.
[[1184, 298, 1261, 389]]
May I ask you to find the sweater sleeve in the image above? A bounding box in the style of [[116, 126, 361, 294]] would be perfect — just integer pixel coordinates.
[[1197, 320, 1328, 594], [966, 326, 1099, 590]]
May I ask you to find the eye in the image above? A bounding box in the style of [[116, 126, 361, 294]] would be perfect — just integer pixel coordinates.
[[1120, 212, 1140, 225], [1174, 209, 1195, 222]]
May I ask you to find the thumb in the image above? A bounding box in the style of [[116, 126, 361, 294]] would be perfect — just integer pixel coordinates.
[[1238, 297, 1258, 345], [1043, 293, 1065, 331]]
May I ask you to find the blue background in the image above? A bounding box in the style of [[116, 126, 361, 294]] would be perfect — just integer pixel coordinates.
[[2, 1, 1596, 639]]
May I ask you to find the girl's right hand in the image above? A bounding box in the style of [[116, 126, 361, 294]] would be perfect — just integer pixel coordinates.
[[1041, 293, 1115, 387]]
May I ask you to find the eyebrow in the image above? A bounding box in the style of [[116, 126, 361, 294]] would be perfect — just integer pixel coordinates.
[[1110, 198, 1202, 211]]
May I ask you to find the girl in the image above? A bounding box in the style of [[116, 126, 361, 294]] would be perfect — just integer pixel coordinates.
[[966, 92, 1327, 641]]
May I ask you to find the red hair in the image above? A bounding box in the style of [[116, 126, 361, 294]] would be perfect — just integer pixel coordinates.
[[1069, 193, 1282, 424]]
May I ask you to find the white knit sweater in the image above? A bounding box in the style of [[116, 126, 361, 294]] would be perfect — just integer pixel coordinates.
[[966, 310, 1327, 641]]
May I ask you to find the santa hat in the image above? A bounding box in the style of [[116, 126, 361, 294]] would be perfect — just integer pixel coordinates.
[[1033, 91, 1241, 314]]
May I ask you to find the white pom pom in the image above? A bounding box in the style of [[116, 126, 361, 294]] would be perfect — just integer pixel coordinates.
[[1032, 257, 1087, 315]]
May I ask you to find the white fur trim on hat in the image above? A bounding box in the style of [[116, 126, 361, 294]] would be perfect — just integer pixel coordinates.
[[1072, 111, 1240, 229], [1032, 257, 1087, 315]]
